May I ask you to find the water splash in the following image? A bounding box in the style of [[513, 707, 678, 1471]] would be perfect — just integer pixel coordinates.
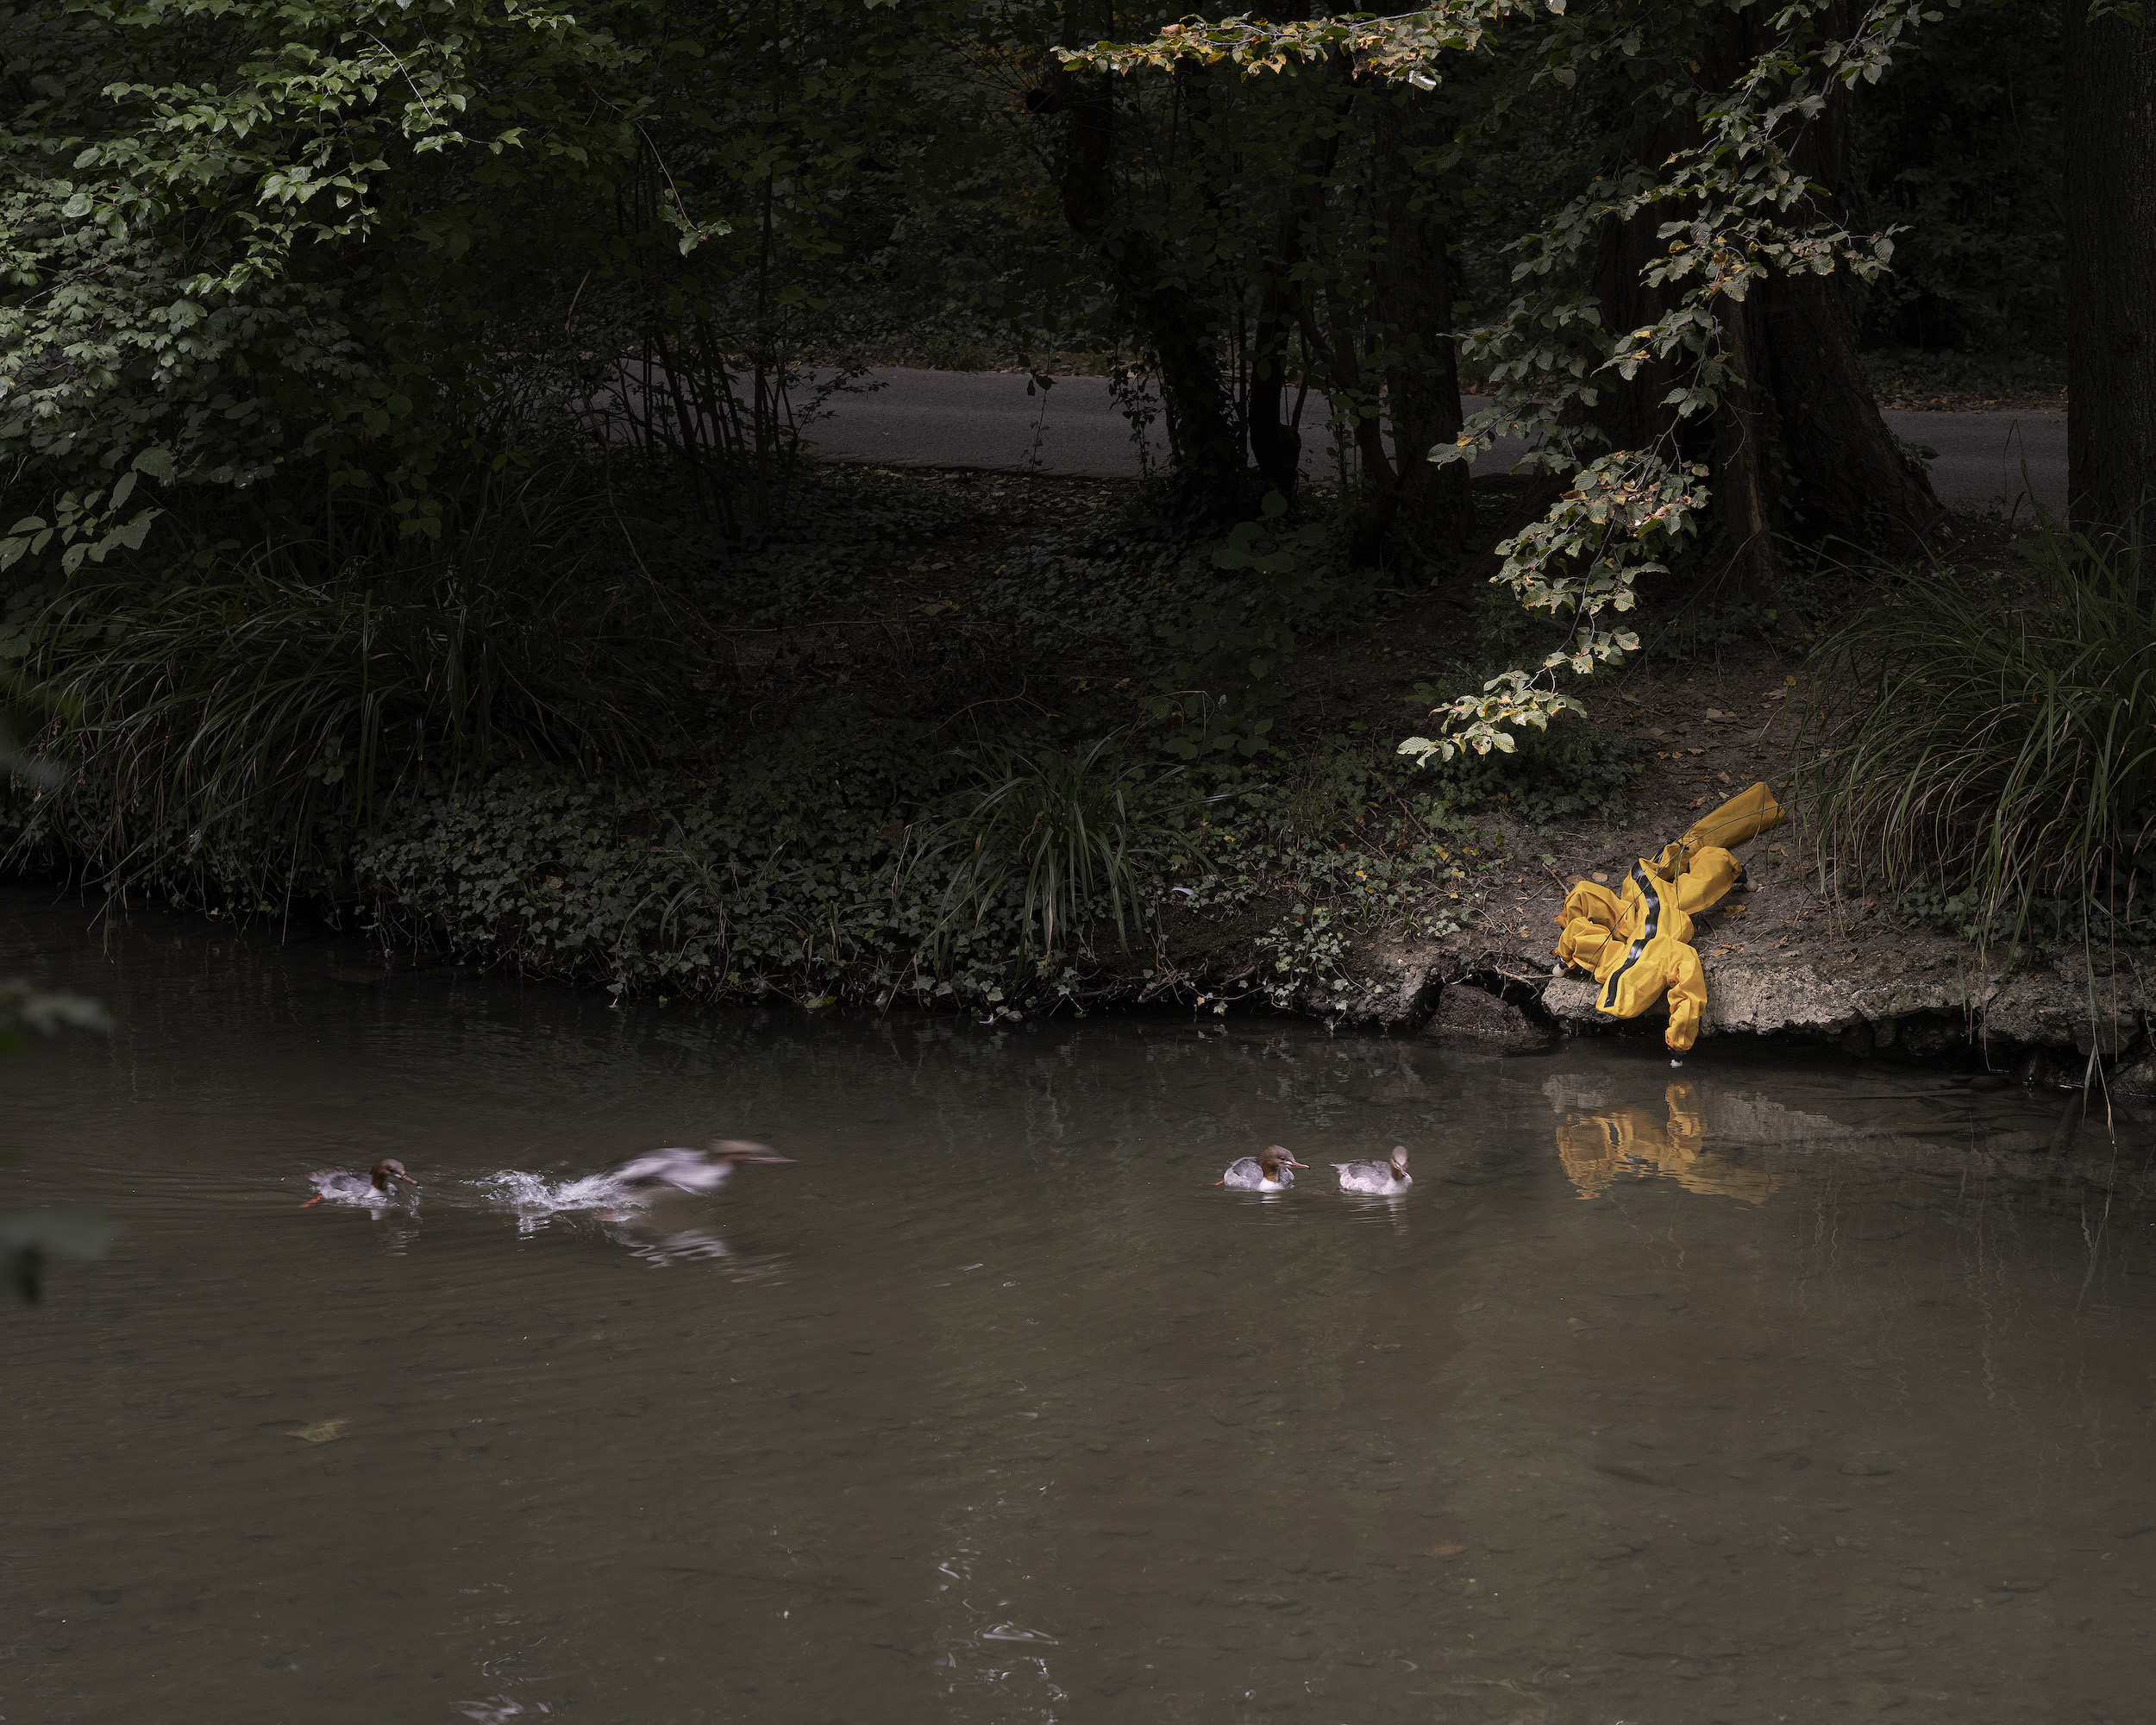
[[455, 1699, 550, 1722], [471, 1170, 631, 1218]]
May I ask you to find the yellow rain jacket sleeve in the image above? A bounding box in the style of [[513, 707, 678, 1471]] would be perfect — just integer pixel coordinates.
[[1552, 880, 1626, 973], [1673, 844, 1745, 915], [1651, 782, 1785, 881], [1685, 781, 1783, 853]]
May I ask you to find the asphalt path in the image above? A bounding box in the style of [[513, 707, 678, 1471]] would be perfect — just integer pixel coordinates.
[[804, 366, 2065, 518]]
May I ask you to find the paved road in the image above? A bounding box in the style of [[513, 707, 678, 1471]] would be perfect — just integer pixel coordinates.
[[804, 367, 2065, 518]]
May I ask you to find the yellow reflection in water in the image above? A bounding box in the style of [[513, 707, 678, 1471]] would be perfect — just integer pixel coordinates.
[[1555, 1082, 1779, 1205]]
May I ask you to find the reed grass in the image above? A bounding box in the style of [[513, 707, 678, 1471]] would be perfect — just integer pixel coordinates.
[[1802, 516, 2156, 957], [921, 736, 1202, 966], [6, 469, 679, 906]]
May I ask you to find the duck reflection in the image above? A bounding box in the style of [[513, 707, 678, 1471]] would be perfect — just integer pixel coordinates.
[[1555, 1082, 1779, 1205], [596, 1213, 789, 1279]]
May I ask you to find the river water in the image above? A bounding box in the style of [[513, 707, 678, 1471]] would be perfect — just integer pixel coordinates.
[[6, 894, 2155, 1724]]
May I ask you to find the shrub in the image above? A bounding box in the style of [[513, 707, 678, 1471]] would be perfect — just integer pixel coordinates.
[[1403, 666, 1643, 826]]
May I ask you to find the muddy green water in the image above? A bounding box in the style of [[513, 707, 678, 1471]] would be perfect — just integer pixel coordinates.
[[6, 894, 2156, 1725]]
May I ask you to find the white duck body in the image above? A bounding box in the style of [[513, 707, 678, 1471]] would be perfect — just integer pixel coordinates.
[[601, 1139, 793, 1197], [1334, 1146, 1413, 1195], [1218, 1147, 1308, 1192]]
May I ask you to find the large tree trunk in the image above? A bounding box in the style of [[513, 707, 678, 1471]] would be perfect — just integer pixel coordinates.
[[1587, 9, 1940, 584], [2065, 0, 2156, 535], [1761, 36, 1942, 553], [1759, 267, 1940, 547], [1712, 293, 1782, 592]]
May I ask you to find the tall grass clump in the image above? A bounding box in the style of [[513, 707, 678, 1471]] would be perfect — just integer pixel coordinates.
[[918, 736, 1206, 969], [2, 469, 680, 908], [1802, 516, 2156, 958]]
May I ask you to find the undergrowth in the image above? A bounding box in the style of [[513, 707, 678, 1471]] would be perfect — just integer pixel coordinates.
[[352, 722, 1511, 1019], [1173, 740, 1506, 1013], [2, 469, 679, 909], [1407, 628, 1644, 829], [1, 465, 1633, 1019], [357, 715, 1218, 1017], [680, 467, 981, 629], [1804, 515, 2156, 958]]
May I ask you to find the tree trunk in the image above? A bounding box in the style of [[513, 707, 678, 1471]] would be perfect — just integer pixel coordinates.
[[1034, 13, 1246, 509], [1587, 8, 1941, 577], [1243, 1, 1316, 499], [1760, 39, 1942, 551], [1759, 265, 1940, 548], [1365, 87, 1470, 564], [2065, 0, 2156, 535], [1712, 293, 1781, 592], [1248, 234, 1306, 497]]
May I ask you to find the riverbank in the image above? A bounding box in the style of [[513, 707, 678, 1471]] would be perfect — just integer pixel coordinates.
[[1081, 531, 2156, 1099], [5, 460, 2147, 1099]]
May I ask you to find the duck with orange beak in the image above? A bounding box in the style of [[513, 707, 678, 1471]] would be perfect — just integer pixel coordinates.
[[1215, 1146, 1308, 1191], [304, 1158, 419, 1207]]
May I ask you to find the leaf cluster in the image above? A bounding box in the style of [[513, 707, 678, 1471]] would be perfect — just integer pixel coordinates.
[[1074, 0, 1957, 758]]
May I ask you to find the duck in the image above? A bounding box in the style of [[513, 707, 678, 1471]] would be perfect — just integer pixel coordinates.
[[601, 1139, 794, 1196], [304, 1158, 419, 1207], [1215, 1146, 1309, 1191], [1334, 1145, 1412, 1195]]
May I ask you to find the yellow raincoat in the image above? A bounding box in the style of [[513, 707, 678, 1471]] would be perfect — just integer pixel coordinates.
[[1551, 782, 1783, 1052]]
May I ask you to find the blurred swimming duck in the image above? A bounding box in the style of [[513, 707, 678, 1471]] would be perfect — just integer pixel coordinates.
[[304, 1158, 418, 1207], [1334, 1145, 1412, 1194], [603, 1139, 794, 1196], [1215, 1146, 1308, 1192]]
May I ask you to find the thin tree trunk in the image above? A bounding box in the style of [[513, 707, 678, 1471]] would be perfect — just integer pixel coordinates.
[[1370, 88, 1470, 560], [2065, 0, 2156, 534], [1035, 9, 1245, 508], [1712, 293, 1781, 592], [1248, 250, 1305, 496], [1238, 0, 1317, 503]]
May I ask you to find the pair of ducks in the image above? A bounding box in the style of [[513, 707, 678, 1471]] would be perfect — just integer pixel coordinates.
[[1219, 1145, 1412, 1195], [304, 1141, 793, 1207]]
